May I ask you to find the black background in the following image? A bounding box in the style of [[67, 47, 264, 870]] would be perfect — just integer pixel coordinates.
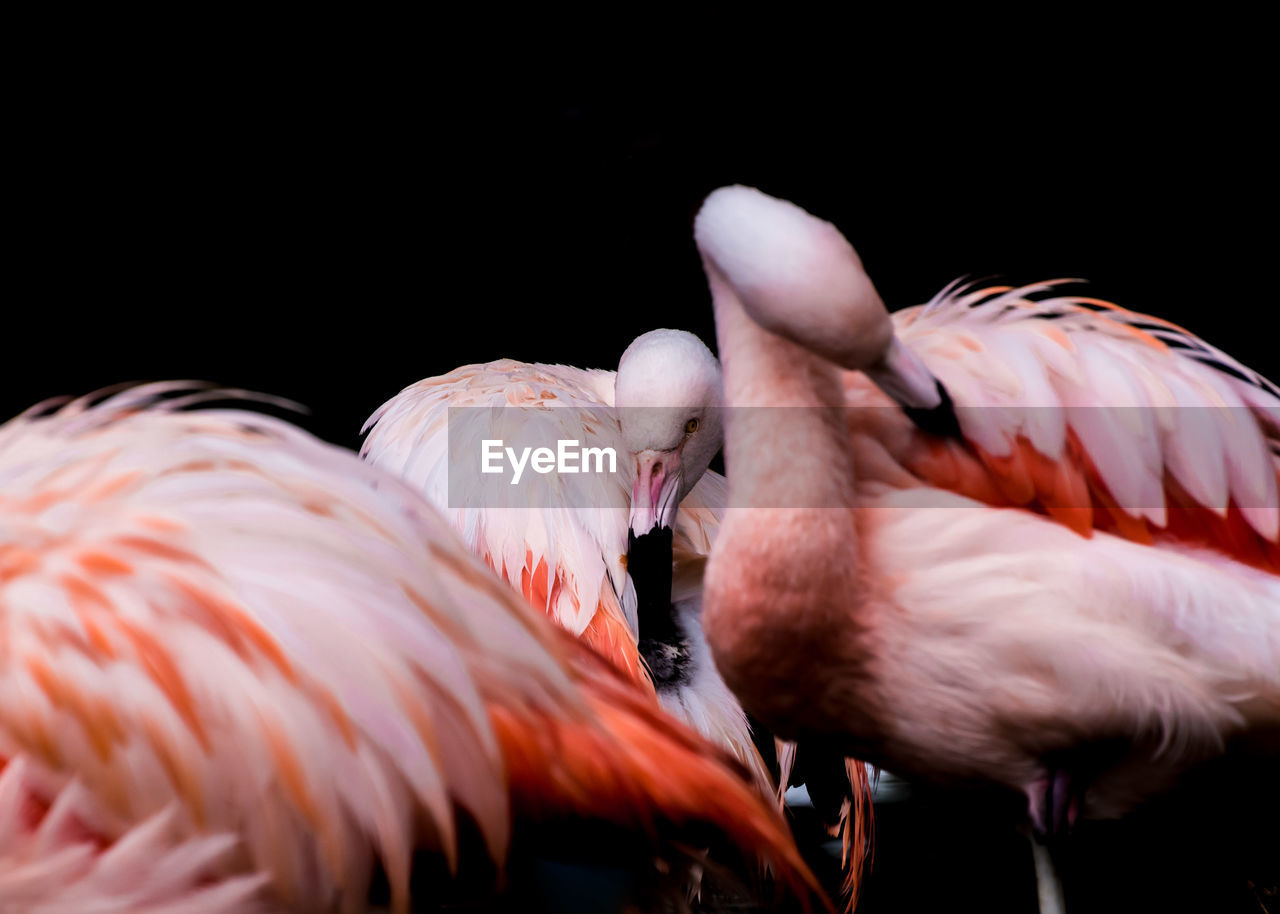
[[7, 36, 1274, 912], [8, 45, 1270, 456]]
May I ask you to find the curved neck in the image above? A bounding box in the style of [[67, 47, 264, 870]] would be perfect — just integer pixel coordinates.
[[703, 261, 876, 741], [707, 261, 858, 513]]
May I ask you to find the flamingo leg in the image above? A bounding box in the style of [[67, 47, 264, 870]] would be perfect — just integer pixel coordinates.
[[1025, 769, 1080, 914], [1028, 769, 1082, 839], [1032, 838, 1067, 914]]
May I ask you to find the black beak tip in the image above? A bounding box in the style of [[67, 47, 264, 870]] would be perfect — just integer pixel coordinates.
[[627, 524, 673, 552]]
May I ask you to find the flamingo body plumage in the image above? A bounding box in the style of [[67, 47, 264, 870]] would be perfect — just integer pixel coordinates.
[[362, 338, 881, 909], [697, 185, 1280, 826], [358, 352, 761, 772], [0, 385, 815, 911]]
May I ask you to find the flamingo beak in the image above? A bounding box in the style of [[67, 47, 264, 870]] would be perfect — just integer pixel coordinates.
[[865, 338, 943, 411], [865, 338, 964, 439], [629, 448, 682, 536]]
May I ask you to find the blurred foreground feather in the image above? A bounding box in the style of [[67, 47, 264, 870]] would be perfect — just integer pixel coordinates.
[[0, 383, 820, 912]]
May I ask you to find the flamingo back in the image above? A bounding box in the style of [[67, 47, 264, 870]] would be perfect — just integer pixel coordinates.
[[887, 282, 1280, 572], [362, 359, 730, 688], [1, 385, 818, 912]]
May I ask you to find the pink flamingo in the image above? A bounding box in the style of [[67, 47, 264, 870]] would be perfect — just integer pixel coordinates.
[[0, 384, 815, 912], [694, 186, 1280, 910], [358, 334, 759, 770], [361, 335, 875, 905]]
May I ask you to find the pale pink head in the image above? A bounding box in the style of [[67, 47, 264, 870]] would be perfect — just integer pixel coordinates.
[[694, 184, 942, 409], [615, 329, 723, 535]]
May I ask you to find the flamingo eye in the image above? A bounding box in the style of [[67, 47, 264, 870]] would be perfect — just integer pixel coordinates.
[[684, 418, 699, 434]]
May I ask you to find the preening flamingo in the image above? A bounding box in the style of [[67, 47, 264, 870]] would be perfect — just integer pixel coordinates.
[[694, 186, 1280, 909], [359, 332, 753, 764], [360, 334, 875, 903], [0, 384, 816, 912]]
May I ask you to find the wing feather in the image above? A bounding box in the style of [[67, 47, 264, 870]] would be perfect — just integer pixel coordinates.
[[363, 360, 730, 687], [360, 364, 794, 870], [363, 362, 636, 643], [895, 283, 1280, 569], [2, 386, 813, 910]]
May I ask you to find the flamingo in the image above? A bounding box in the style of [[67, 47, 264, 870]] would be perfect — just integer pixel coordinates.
[[693, 186, 1280, 910], [358, 332, 752, 763], [360, 333, 874, 904], [0, 383, 817, 912]]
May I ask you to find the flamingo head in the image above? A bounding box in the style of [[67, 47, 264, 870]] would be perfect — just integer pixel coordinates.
[[694, 184, 943, 411], [615, 329, 723, 536]]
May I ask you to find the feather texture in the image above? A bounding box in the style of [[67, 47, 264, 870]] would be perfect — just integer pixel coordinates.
[[1, 385, 818, 911], [361, 361, 767, 776], [364, 359, 875, 910], [696, 185, 1280, 831], [891, 282, 1280, 565]]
